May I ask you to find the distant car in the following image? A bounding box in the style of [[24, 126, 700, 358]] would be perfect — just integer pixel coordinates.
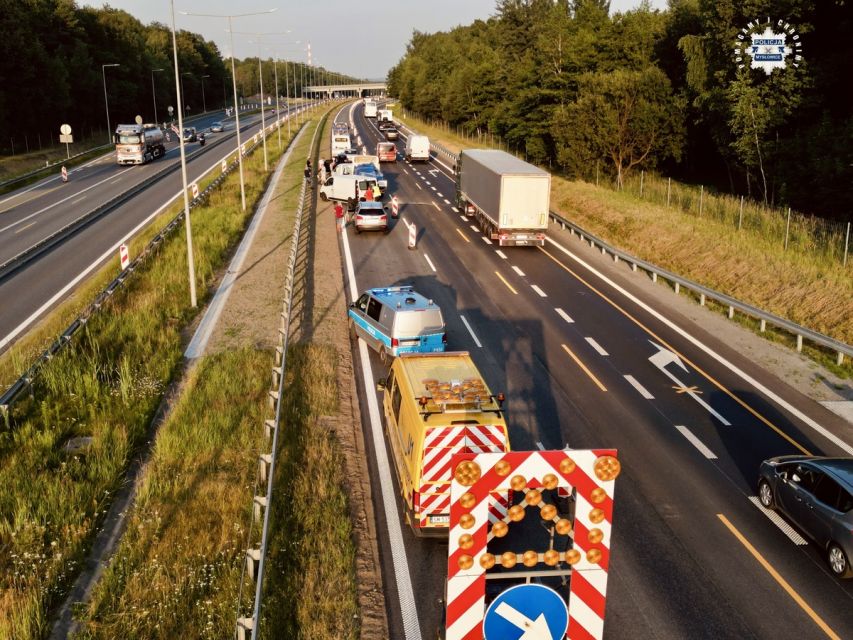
[[182, 127, 197, 142], [210, 122, 224, 133], [758, 455, 853, 578], [384, 127, 398, 141], [353, 201, 389, 234], [378, 120, 394, 131]]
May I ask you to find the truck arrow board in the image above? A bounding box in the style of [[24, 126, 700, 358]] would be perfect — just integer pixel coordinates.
[[648, 341, 731, 426], [483, 584, 568, 640]]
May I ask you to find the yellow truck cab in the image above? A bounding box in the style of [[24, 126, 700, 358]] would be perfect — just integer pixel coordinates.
[[378, 352, 510, 536]]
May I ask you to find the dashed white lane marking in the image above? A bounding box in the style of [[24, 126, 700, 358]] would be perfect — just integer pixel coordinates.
[[459, 215, 467, 221], [674, 425, 718, 459], [430, 186, 437, 191], [512, 266, 525, 277], [531, 285, 547, 298], [481, 236, 492, 245], [436, 192, 443, 198], [415, 183, 422, 190], [424, 180, 431, 185], [495, 250, 508, 260], [555, 308, 574, 324], [402, 167, 409, 175], [585, 337, 608, 356], [747, 497, 808, 545], [451, 207, 459, 213], [71, 196, 87, 205], [624, 375, 654, 399], [536, 442, 545, 451], [443, 199, 451, 205], [424, 253, 437, 272], [469, 225, 480, 233], [460, 315, 482, 348]]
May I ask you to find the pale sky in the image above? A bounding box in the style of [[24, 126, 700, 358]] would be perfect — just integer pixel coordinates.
[[79, 0, 667, 79]]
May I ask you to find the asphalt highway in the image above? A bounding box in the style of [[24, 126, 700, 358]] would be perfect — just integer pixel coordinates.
[[334, 101, 853, 639], [0, 105, 305, 352]]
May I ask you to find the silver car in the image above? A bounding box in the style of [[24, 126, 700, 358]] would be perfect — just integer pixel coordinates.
[[353, 201, 389, 234], [758, 455, 853, 578]]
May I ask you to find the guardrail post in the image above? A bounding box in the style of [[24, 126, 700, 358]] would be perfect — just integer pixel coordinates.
[[267, 389, 279, 408], [246, 548, 261, 581], [258, 453, 272, 483], [651, 272, 657, 283], [796, 334, 803, 352], [699, 293, 705, 306], [674, 282, 680, 294], [253, 495, 268, 522], [838, 352, 845, 366], [760, 319, 766, 332], [264, 419, 276, 440], [235, 617, 254, 640], [728, 305, 734, 319], [631, 263, 637, 272]]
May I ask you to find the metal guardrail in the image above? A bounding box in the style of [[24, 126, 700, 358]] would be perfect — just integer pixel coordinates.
[[0, 144, 113, 191], [234, 104, 329, 640], [396, 117, 852, 367], [0, 107, 309, 419]]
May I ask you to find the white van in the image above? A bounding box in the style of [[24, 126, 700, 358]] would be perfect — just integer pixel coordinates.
[[405, 135, 430, 162], [331, 131, 352, 156], [320, 174, 379, 205], [364, 101, 377, 118]]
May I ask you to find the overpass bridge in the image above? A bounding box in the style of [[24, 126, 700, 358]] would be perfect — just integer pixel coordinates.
[[303, 82, 386, 98]]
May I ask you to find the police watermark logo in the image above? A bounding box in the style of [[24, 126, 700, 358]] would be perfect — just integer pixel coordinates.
[[734, 18, 803, 75]]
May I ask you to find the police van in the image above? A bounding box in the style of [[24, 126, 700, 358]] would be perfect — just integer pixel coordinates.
[[377, 352, 510, 536], [348, 286, 446, 363]]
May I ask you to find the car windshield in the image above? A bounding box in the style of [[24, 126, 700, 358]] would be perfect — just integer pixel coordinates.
[[118, 134, 142, 144], [359, 204, 383, 215]]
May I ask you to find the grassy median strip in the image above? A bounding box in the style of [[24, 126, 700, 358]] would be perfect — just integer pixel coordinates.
[[397, 112, 852, 376], [0, 109, 324, 638]]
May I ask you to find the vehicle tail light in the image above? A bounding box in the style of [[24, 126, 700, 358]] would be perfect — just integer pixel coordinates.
[[380, 215, 387, 221], [356, 215, 363, 221], [391, 338, 399, 347], [537, 233, 545, 240]]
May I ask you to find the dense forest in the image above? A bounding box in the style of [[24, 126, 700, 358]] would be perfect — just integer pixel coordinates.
[[388, 0, 853, 222], [0, 0, 353, 153]]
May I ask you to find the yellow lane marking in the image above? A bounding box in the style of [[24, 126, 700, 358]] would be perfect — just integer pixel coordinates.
[[561, 344, 608, 392], [455, 228, 470, 244], [432, 201, 440, 211], [416, 182, 422, 190], [14, 221, 36, 234], [674, 385, 701, 394], [494, 270, 517, 294], [717, 514, 840, 640], [538, 246, 811, 455]]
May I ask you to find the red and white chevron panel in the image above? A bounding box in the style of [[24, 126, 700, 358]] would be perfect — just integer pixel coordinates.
[[445, 449, 618, 640]]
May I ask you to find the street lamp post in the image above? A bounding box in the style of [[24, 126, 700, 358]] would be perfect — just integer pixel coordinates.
[[169, 0, 197, 308], [151, 67, 164, 124], [254, 48, 268, 171], [181, 8, 277, 213], [102, 63, 120, 143], [201, 74, 210, 113]]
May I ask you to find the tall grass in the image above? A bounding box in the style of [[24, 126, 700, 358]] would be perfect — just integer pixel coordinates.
[[0, 108, 325, 638], [256, 343, 358, 640], [74, 348, 270, 639]]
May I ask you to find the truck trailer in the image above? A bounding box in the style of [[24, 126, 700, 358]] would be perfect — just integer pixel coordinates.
[[114, 124, 166, 165], [455, 149, 550, 246]]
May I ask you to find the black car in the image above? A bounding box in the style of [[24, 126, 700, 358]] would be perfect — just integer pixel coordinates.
[[378, 120, 394, 131]]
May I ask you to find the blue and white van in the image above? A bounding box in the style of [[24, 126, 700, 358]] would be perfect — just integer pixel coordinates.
[[348, 286, 447, 364]]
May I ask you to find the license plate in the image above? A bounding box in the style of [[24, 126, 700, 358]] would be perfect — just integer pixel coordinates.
[[429, 515, 450, 525], [401, 339, 419, 346], [516, 235, 528, 239]]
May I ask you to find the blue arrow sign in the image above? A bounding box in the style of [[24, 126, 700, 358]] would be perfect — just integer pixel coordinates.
[[483, 583, 568, 640]]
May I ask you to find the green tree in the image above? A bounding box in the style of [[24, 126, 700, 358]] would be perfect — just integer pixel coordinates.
[[553, 66, 685, 185]]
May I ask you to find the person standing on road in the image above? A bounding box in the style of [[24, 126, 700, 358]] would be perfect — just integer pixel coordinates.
[[364, 183, 375, 202], [304, 159, 312, 183], [334, 201, 345, 233]]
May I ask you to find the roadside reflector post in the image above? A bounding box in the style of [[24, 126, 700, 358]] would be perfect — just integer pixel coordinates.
[[408, 222, 416, 250], [61, 166, 68, 183], [392, 195, 399, 217], [191, 182, 199, 199], [235, 617, 254, 640], [119, 243, 130, 270]]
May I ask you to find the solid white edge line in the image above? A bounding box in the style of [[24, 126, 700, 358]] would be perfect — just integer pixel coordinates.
[[0, 134, 252, 351], [340, 180, 422, 640], [424, 253, 437, 272], [584, 336, 608, 356], [674, 424, 718, 459], [545, 237, 853, 455], [531, 284, 547, 298], [415, 183, 422, 190], [555, 307, 574, 324], [460, 314, 483, 348], [747, 496, 808, 545], [185, 125, 304, 358], [624, 374, 654, 399], [512, 265, 525, 277]]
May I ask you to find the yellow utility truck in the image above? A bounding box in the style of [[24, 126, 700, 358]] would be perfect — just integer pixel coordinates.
[[377, 352, 510, 536]]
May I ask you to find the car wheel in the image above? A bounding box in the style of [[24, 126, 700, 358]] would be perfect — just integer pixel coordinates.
[[758, 479, 775, 509], [828, 543, 853, 579], [319, 192, 328, 202]]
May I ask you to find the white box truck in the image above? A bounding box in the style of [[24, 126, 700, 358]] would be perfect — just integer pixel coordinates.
[[364, 101, 378, 118], [455, 149, 550, 247], [405, 135, 430, 162], [378, 108, 393, 122]]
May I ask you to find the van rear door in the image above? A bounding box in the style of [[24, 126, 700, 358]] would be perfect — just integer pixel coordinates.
[[416, 423, 508, 529]]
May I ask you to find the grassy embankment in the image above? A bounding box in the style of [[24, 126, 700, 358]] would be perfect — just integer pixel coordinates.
[[0, 107, 325, 638], [74, 105, 357, 638], [397, 113, 853, 378]]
